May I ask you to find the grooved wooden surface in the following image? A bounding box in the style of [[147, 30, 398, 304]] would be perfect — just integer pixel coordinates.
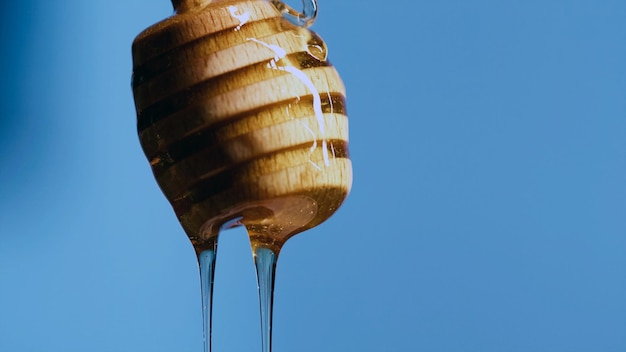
[[132, 0, 351, 245]]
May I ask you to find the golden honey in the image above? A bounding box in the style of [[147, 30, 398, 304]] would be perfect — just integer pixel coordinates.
[[131, 0, 351, 253]]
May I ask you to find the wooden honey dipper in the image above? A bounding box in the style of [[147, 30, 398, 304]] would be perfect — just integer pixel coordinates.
[[131, 0, 351, 350]]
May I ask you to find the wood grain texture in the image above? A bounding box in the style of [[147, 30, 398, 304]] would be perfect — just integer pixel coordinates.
[[132, 0, 351, 249]]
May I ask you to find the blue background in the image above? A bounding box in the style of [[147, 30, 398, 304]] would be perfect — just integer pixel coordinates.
[[1, 1, 625, 351]]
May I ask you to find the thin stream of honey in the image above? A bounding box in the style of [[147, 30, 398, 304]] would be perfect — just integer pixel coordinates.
[[253, 247, 278, 352], [198, 245, 217, 352]]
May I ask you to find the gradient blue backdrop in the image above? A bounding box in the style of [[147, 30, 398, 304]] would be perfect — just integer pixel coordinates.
[[1, 1, 625, 351]]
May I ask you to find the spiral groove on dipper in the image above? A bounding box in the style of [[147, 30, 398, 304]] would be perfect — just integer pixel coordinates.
[[131, 0, 351, 243]]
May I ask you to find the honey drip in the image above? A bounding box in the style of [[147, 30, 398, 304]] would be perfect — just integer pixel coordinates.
[[131, 1, 351, 350]]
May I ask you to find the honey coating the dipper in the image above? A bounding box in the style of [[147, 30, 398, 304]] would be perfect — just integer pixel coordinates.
[[131, 0, 351, 252]]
